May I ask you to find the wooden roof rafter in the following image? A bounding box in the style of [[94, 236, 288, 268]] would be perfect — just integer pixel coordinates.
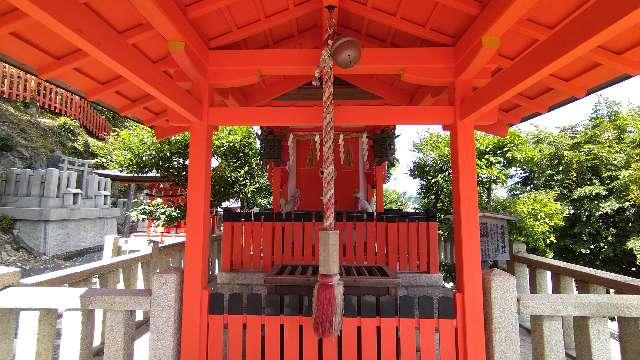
[[340, 0, 456, 45], [6, 0, 202, 123], [461, 0, 640, 122], [207, 0, 323, 48]]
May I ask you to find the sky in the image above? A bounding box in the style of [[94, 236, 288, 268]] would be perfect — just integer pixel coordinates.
[[387, 76, 640, 196]]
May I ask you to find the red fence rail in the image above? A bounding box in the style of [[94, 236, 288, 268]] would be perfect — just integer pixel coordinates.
[[207, 292, 457, 360], [221, 211, 439, 274], [0, 62, 111, 139]]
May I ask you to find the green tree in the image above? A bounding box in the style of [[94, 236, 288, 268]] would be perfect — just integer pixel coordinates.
[[513, 99, 640, 276], [95, 124, 270, 209], [410, 98, 640, 277], [383, 188, 411, 210]]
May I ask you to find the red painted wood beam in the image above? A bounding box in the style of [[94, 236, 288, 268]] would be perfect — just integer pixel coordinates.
[[244, 76, 310, 106], [0, 9, 33, 35], [272, 27, 322, 49], [455, 0, 538, 79], [208, 105, 455, 126], [85, 77, 129, 100], [7, 0, 202, 123], [460, 0, 640, 121], [131, 0, 209, 80], [207, 0, 322, 48], [435, 0, 482, 16], [514, 19, 640, 76], [34, 24, 158, 81], [184, 0, 240, 19], [340, 0, 455, 45], [337, 75, 413, 105], [154, 125, 188, 139], [119, 95, 157, 115], [208, 47, 455, 79]]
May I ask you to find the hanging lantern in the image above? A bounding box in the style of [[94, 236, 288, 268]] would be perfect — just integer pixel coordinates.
[[259, 129, 284, 165], [331, 35, 361, 69]]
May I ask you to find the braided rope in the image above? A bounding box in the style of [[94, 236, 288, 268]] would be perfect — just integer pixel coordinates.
[[313, 12, 337, 231]]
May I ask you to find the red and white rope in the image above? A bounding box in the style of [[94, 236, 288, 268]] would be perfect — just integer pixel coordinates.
[[313, 12, 337, 231]]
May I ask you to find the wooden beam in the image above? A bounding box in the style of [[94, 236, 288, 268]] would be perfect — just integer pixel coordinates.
[[37, 50, 92, 79], [85, 77, 129, 100], [460, 0, 640, 121], [340, 0, 455, 45], [32, 23, 157, 82], [455, 0, 538, 79], [154, 124, 188, 139], [208, 105, 455, 126], [184, 0, 240, 19], [338, 75, 413, 105], [207, 0, 322, 48], [435, 0, 482, 15], [131, 0, 208, 80], [510, 94, 548, 113], [7, 0, 201, 123], [209, 47, 455, 76], [244, 76, 310, 106], [215, 88, 247, 107], [540, 75, 586, 98], [0, 9, 33, 35], [118, 95, 156, 115], [514, 19, 640, 75], [411, 87, 448, 106], [271, 27, 321, 49]]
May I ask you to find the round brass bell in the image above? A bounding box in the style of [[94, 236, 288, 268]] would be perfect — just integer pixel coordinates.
[[331, 35, 361, 69]]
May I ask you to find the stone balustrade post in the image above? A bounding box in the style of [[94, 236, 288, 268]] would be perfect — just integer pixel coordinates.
[[103, 310, 135, 360], [551, 273, 575, 351], [122, 263, 138, 290], [530, 268, 548, 294], [0, 266, 21, 360], [531, 315, 565, 360], [35, 309, 58, 360], [573, 283, 610, 360], [98, 270, 119, 342], [510, 242, 530, 323], [149, 267, 183, 360], [65, 278, 95, 360], [618, 315, 640, 360], [482, 269, 520, 360]]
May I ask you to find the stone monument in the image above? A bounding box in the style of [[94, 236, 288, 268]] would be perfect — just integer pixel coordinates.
[[0, 167, 120, 255]]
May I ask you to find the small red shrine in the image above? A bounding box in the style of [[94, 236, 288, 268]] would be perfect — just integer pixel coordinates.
[[261, 124, 395, 212]]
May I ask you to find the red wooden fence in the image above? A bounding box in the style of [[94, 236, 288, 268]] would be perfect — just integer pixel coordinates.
[[221, 211, 439, 274], [0, 62, 111, 139], [207, 292, 458, 360]]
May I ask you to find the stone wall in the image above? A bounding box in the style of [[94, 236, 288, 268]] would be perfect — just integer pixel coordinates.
[[0, 168, 120, 255]]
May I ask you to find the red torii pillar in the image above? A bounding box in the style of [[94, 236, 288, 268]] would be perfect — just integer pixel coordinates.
[[450, 81, 486, 360], [181, 86, 215, 360]]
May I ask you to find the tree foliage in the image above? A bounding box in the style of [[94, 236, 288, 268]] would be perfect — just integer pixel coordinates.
[[410, 98, 640, 276], [383, 188, 412, 211], [95, 124, 270, 209]]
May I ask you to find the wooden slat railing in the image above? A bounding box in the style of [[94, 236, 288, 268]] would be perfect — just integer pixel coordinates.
[[508, 242, 640, 360], [0, 62, 111, 139], [207, 292, 458, 360], [221, 211, 439, 274]]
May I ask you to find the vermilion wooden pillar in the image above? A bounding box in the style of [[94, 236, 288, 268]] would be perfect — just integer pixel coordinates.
[[180, 119, 214, 358], [450, 81, 486, 360]]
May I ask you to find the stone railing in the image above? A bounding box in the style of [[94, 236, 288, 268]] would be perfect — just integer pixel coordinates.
[[483, 242, 640, 360], [0, 237, 185, 360]]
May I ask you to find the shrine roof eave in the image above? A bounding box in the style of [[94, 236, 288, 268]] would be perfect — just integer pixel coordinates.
[[0, 0, 636, 138]]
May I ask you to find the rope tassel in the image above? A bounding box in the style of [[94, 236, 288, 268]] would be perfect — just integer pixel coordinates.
[[312, 7, 343, 338]]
